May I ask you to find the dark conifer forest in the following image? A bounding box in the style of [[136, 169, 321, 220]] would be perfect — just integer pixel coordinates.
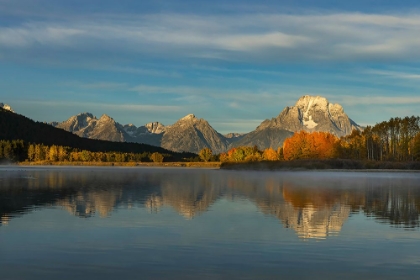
[[0, 108, 196, 162]]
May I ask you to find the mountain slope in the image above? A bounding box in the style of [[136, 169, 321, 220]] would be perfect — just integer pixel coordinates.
[[53, 113, 165, 146], [53, 112, 227, 153], [232, 127, 293, 150], [47, 95, 361, 153], [0, 108, 195, 159], [274, 95, 362, 136], [161, 114, 229, 154], [232, 95, 362, 150], [122, 122, 165, 146], [55, 113, 130, 142]]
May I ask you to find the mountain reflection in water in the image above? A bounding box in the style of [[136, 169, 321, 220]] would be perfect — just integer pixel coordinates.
[[1, 167, 420, 239]]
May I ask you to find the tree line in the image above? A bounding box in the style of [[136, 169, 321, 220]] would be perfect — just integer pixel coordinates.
[[218, 146, 282, 162], [335, 116, 420, 161], [0, 140, 171, 163], [220, 116, 420, 162], [0, 108, 196, 161], [2, 113, 420, 164]]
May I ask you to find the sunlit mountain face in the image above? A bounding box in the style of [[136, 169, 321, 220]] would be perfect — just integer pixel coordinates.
[[48, 95, 362, 153], [1, 168, 420, 239]]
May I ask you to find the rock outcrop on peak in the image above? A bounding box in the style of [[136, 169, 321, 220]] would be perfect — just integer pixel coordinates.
[[161, 114, 229, 154], [224, 133, 244, 139], [53, 113, 129, 142], [233, 95, 362, 150], [54, 113, 94, 133], [53, 112, 167, 145], [275, 95, 362, 136], [145, 122, 165, 134], [88, 114, 127, 142], [122, 122, 165, 146], [0, 103, 14, 113]]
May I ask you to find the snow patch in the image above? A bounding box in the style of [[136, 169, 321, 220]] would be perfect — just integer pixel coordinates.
[[303, 115, 318, 129], [304, 98, 314, 118], [0, 103, 14, 112], [301, 98, 318, 128]]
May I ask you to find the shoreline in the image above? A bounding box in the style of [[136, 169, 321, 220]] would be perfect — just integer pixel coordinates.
[[220, 159, 420, 171], [1, 165, 418, 173], [11, 161, 222, 169], [0, 159, 419, 172]]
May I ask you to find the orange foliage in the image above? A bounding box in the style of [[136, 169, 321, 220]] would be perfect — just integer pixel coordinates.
[[262, 147, 279, 161], [283, 131, 338, 160], [219, 152, 229, 162], [227, 148, 237, 158], [283, 183, 345, 208]]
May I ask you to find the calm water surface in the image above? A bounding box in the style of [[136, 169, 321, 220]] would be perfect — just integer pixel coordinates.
[[1, 166, 420, 279]]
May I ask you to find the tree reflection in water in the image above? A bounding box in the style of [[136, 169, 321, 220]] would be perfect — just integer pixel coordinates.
[[1, 168, 420, 238]]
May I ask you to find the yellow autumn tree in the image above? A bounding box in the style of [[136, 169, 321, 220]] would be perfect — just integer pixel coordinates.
[[199, 148, 212, 162], [262, 147, 279, 161], [150, 152, 164, 163]]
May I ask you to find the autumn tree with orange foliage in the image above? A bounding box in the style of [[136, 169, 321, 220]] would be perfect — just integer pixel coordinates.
[[283, 131, 339, 160], [262, 147, 279, 161]]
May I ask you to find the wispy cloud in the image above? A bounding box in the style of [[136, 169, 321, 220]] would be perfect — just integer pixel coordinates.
[[16, 100, 182, 112], [335, 95, 420, 106], [130, 84, 295, 106], [365, 69, 420, 80], [2, 12, 420, 63], [79, 82, 128, 90], [0, 24, 85, 47], [80, 64, 183, 78]]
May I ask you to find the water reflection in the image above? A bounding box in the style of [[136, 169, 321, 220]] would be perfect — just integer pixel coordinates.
[[273, 181, 353, 239], [1, 168, 420, 239], [145, 173, 223, 219]]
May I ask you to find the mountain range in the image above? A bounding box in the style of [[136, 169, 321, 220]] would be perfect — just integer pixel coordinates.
[[48, 95, 362, 153], [0, 106, 195, 160]]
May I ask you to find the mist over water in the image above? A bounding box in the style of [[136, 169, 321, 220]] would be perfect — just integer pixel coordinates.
[[1, 167, 420, 279]]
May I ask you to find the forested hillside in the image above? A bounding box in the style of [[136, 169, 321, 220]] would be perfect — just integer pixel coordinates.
[[0, 108, 195, 161]]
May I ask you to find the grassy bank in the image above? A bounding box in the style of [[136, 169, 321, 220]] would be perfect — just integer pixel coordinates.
[[14, 160, 420, 170], [220, 159, 420, 171], [18, 161, 222, 168]]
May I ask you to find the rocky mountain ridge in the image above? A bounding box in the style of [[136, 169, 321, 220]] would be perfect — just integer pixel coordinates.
[[235, 95, 362, 149], [53, 113, 167, 146], [50, 95, 362, 153], [160, 114, 228, 154]]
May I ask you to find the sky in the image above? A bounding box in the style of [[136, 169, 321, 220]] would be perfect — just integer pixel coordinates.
[[1, 0, 420, 134]]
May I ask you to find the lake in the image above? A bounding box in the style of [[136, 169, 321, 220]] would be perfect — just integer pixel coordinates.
[[1, 166, 420, 279]]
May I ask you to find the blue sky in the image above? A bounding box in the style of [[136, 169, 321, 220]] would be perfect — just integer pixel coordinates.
[[1, 0, 420, 133]]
